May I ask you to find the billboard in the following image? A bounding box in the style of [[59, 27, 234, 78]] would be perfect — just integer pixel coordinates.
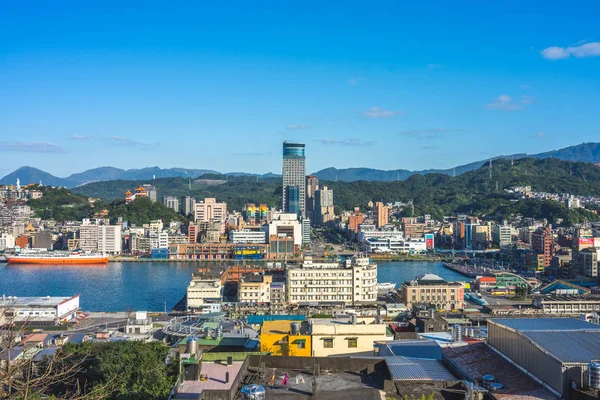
[[425, 233, 435, 249], [579, 237, 595, 245]]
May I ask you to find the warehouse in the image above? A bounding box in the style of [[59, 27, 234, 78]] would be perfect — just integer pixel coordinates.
[[488, 318, 600, 399]]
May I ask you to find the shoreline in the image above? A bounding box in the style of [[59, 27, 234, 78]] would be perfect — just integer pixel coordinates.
[[109, 255, 445, 263]]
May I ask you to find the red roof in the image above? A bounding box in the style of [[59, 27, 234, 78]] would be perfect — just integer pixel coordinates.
[[478, 277, 496, 282]]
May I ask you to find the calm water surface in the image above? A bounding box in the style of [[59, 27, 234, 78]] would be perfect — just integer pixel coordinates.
[[0, 260, 467, 312]]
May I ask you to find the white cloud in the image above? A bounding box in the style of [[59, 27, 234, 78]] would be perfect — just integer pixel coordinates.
[[69, 134, 93, 141], [541, 42, 600, 60], [521, 95, 535, 104], [485, 95, 522, 111], [316, 139, 376, 146], [0, 141, 65, 153], [536, 132, 546, 138], [363, 106, 404, 118], [287, 124, 309, 130]]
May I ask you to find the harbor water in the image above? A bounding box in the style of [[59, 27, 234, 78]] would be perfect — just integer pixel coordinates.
[[0, 260, 468, 312]]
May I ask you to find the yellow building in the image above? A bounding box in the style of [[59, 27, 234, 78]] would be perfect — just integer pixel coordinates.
[[260, 320, 311, 357], [310, 317, 389, 357]]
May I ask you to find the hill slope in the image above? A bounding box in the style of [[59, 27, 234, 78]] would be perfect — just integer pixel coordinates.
[[73, 158, 600, 225]]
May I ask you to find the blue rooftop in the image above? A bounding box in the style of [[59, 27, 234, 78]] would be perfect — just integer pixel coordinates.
[[490, 318, 600, 332], [377, 339, 443, 360], [386, 357, 456, 381]]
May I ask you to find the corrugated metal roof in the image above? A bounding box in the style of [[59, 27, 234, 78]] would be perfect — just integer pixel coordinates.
[[523, 331, 600, 363], [386, 358, 456, 381], [491, 318, 600, 332], [379, 339, 443, 360]]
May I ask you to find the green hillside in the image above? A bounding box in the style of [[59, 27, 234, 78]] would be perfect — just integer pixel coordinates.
[[70, 158, 600, 224]]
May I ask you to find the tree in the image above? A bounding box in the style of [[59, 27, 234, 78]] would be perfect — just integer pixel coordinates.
[[59, 341, 178, 400], [0, 302, 96, 400]]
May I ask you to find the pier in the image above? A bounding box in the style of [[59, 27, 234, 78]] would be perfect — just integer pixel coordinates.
[[443, 262, 494, 279]]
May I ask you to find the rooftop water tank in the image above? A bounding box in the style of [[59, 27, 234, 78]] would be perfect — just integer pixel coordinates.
[[589, 362, 600, 389], [241, 384, 266, 400], [186, 337, 198, 355], [452, 324, 463, 343], [290, 322, 300, 336]]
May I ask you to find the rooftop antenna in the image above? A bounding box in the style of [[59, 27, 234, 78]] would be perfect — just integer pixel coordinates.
[[153, 174, 156, 180]]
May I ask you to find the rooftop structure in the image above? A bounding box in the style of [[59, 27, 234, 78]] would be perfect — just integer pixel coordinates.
[[0, 295, 80, 325], [488, 317, 600, 397]]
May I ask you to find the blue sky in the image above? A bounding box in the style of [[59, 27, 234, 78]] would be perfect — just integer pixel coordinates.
[[1, 1, 599, 177]]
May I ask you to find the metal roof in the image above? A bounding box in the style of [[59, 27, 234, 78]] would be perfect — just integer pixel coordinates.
[[379, 339, 443, 360], [490, 318, 600, 332], [523, 331, 600, 363], [386, 357, 456, 381]]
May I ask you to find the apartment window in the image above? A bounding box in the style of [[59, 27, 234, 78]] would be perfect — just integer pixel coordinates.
[[323, 338, 334, 348], [347, 338, 358, 348]]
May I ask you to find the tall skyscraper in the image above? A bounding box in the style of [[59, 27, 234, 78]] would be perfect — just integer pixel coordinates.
[[305, 175, 319, 219], [282, 142, 306, 216]]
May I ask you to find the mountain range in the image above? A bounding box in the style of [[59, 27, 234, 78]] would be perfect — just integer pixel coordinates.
[[2, 142, 600, 187]]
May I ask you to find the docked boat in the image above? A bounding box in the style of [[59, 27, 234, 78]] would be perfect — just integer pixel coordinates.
[[377, 282, 397, 291], [5, 249, 108, 265]]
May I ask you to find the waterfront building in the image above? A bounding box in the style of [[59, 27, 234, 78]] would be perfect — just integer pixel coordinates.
[[0, 295, 80, 325], [169, 243, 268, 260], [229, 229, 266, 244], [314, 186, 334, 226], [0, 233, 15, 250], [532, 294, 600, 313], [181, 196, 196, 215], [186, 274, 222, 311], [365, 236, 427, 254], [79, 223, 99, 252], [373, 202, 389, 229], [286, 254, 377, 305], [194, 198, 227, 223], [282, 142, 306, 216], [149, 231, 169, 249], [242, 203, 268, 224], [401, 274, 465, 311], [163, 196, 180, 212], [238, 274, 273, 304], [125, 311, 153, 335], [358, 225, 403, 242], [310, 317, 388, 357], [402, 218, 426, 238]]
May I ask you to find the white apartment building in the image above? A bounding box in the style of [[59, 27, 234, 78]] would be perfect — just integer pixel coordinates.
[[230, 230, 266, 244], [286, 254, 377, 305], [265, 212, 303, 247], [98, 225, 122, 254], [365, 236, 426, 254], [186, 275, 222, 310], [150, 232, 169, 249], [163, 196, 179, 212], [79, 223, 121, 254], [310, 317, 388, 357], [194, 198, 227, 223], [79, 224, 99, 252], [0, 234, 15, 250], [238, 274, 273, 304]]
